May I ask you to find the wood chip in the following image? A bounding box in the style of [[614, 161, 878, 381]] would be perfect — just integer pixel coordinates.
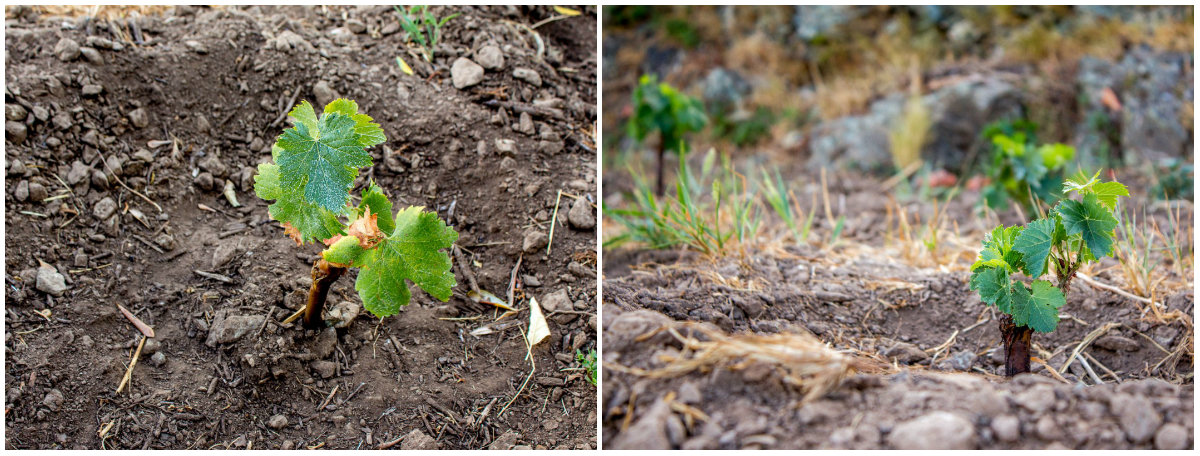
[[117, 304, 155, 337]]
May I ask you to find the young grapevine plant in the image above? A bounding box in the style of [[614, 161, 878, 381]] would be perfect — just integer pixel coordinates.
[[969, 170, 1127, 376], [627, 74, 707, 195], [254, 98, 457, 328]]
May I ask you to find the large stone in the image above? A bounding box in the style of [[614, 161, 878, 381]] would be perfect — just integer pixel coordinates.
[[887, 411, 976, 450], [128, 108, 149, 128], [1154, 423, 1189, 450], [451, 58, 484, 89]]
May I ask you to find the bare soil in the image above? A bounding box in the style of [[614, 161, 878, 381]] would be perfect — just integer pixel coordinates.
[[5, 5, 597, 450], [601, 170, 1194, 450]]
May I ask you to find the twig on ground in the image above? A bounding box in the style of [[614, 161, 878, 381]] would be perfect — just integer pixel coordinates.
[[99, 152, 162, 213], [194, 270, 234, 283], [452, 245, 480, 294], [498, 330, 536, 417], [1077, 354, 1105, 384], [546, 190, 563, 255], [507, 253, 523, 310], [1058, 322, 1120, 375], [377, 434, 405, 450], [1083, 351, 1121, 383], [315, 384, 340, 412], [116, 335, 147, 394]]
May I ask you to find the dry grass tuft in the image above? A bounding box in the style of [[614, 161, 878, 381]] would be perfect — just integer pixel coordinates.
[[608, 322, 882, 403]]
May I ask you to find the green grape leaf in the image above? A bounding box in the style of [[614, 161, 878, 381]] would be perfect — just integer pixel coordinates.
[[323, 235, 367, 267], [324, 98, 386, 147], [255, 162, 345, 243], [1013, 217, 1055, 278], [1059, 193, 1118, 258], [1090, 181, 1129, 210], [969, 266, 1014, 313], [1063, 169, 1102, 194], [1012, 280, 1064, 333], [288, 100, 319, 132], [354, 206, 458, 318], [275, 108, 373, 213], [359, 181, 396, 236]]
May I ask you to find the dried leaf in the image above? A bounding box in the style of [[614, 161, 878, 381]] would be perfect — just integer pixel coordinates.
[[553, 6, 581, 16], [396, 56, 413, 75], [282, 222, 304, 246], [527, 296, 550, 346], [468, 289, 514, 311], [346, 206, 385, 249]]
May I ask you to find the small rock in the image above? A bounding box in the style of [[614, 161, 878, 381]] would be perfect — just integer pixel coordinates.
[[313, 81, 339, 108], [81, 84, 104, 97], [184, 40, 207, 54], [1013, 384, 1055, 415], [888, 411, 976, 450], [882, 341, 928, 364], [991, 415, 1020, 442], [489, 431, 521, 450], [27, 182, 47, 202], [79, 47, 103, 64], [328, 301, 361, 329], [155, 233, 177, 251], [345, 19, 366, 34], [210, 239, 242, 269], [495, 138, 517, 155], [567, 197, 595, 230], [311, 360, 337, 379], [93, 196, 117, 220], [1111, 394, 1162, 443], [1154, 423, 1189, 450], [6, 104, 28, 121], [143, 340, 162, 355], [52, 112, 72, 130], [450, 58, 485, 89], [128, 108, 149, 128], [522, 274, 541, 287], [313, 327, 338, 359], [196, 172, 215, 191], [41, 388, 64, 412], [400, 429, 440, 450], [1094, 335, 1140, 352], [8, 158, 26, 176], [149, 351, 167, 367], [517, 112, 535, 135], [541, 288, 571, 313], [73, 250, 88, 268], [6, 121, 27, 145], [937, 350, 977, 371], [522, 230, 548, 253], [36, 263, 68, 296], [267, 414, 288, 430], [513, 67, 542, 87], [381, 21, 400, 36], [611, 399, 672, 449], [54, 38, 80, 61], [1035, 415, 1063, 441], [90, 169, 108, 189], [205, 313, 265, 347], [476, 45, 505, 70], [14, 180, 29, 201]]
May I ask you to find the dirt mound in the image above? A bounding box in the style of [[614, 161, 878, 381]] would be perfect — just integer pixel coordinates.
[[5, 5, 597, 450]]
